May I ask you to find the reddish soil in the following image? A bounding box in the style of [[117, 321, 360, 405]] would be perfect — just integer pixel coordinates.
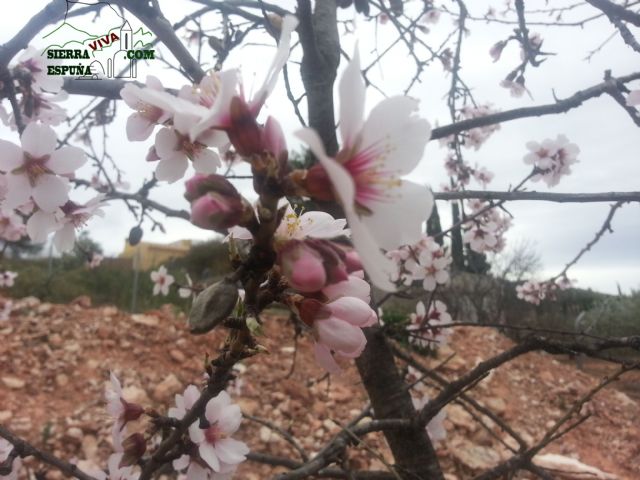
[[1, 295, 638, 479]]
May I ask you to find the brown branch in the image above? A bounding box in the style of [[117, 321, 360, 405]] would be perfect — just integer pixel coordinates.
[[434, 190, 640, 203], [0, 426, 97, 480], [586, 0, 640, 27], [431, 71, 640, 140]]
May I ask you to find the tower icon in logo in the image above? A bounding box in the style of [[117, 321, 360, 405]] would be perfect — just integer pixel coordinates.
[[106, 21, 137, 78]]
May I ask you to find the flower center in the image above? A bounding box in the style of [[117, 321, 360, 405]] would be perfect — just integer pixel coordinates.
[[15, 153, 51, 186], [204, 424, 223, 445], [178, 133, 205, 160]]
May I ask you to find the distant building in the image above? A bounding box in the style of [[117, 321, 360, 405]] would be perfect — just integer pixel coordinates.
[[120, 239, 192, 271]]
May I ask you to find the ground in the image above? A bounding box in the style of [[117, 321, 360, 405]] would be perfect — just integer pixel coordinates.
[[1, 295, 638, 479]]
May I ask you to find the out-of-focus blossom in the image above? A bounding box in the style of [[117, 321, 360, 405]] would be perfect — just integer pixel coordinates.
[[406, 300, 452, 349], [105, 372, 144, 432], [412, 396, 447, 444], [524, 135, 579, 187], [0, 438, 21, 480], [0, 271, 18, 288], [626, 90, 640, 106], [120, 76, 172, 141], [14, 46, 63, 93], [516, 280, 546, 305], [87, 253, 104, 269], [0, 123, 85, 212], [150, 265, 174, 296]]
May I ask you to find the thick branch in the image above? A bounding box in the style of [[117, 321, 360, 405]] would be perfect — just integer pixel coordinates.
[[0, 426, 97, 480], [434, 190, 640, 203], [431, 71, 640, 140]]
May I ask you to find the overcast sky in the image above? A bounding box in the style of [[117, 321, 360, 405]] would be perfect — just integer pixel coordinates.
[[0, 0, 638, 294]]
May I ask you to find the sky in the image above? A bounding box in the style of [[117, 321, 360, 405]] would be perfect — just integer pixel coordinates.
[[0, 0, 638, 294]]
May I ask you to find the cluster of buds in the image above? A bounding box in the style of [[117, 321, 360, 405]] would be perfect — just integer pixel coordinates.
[[462, 199, 512, 253], [516, 276, 572, 305], [387, 234, 452, 291], [524, 135, 579, 187]]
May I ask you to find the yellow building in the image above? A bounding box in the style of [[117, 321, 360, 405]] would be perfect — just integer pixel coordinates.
[[120, 239, 192, 271]]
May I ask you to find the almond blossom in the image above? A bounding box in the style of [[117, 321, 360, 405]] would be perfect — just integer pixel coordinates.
[[405, 240, 451, 291], [187, 391, 249, 474], [295, 50, 432, 291], [516, 280, 546, 305], [150, 265, 174, 296], [0, 271, 18, 288], [0, 438, 21, 480], [412, 396, 447, 445], [26, 195, 106, 252], [0, 123, 85, 212], [0, 211, 26, 242], [14, 46, 63, 93], [297, 279, 377, 373], [188, 15, 299, 150], [105, 372, 144, 432], [524, 135, 579, 187], [120, 76, 172, 141], [406, 300, 452, 349], [87, 252, 104, 269], [93, 453, 139, 480]]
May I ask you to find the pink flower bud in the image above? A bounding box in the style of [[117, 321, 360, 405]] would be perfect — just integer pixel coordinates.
[[190, 193, 243, 233], [279, 241, 327, 292], [263, 116, 287, 160], [228, 96, 262, 156], [184, 173, 240, 202], [343, 248, 363, 273]]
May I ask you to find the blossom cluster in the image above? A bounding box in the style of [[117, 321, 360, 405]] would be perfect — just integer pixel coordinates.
[[516, 276, 572, 305], [387, 234, 452, 290], [524, 135, 579, 187], [406, 300, 452, 349], [462, 199, 511, 253]]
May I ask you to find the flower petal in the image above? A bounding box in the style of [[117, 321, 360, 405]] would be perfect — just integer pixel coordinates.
[[315, 316, 366, 357], [26, 210, 58, 243], [127, 113, 155, 141], [214, 438, 249, 465], [360, 180, 433, 250], [53, 223, 76, 252], [33, 174, 69, 212], [199, 442, 221, 472], [21, 123, 57, 158], [339, 49, 366, 148], [192, 148, 220, 174], [47, 146, 86, 174], [313, 342, 341, 374], [4, 174, 32, 211], [360, 96, 431, 175], [155, 155, 188, 183], [0, 140, 24, 172]]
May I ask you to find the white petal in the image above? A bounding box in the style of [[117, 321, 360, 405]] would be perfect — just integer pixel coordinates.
[[313, 342, 341, 374], [298, 211, 347, 239], [250, 15, 299, 112], [361, 180, 433, 250], [155, 127, 179, 158], [33, 174, 69, 212], [4, 174, 31, 210], [26, 210, 58, 242], [186, 461, 209, 480], [339, 49, 366, 148], [199, 443, 221, 472], [214, 438, 249, 465], [53, 223, 76, 252], [155, 155, 188, 183], [47, 146, 86, 174], [192, 148, 220, 173], [0, 140, 24, 172], [172, 454, 190, 472], [127, 113, 155, 141], [21, 123, 57, 158], [361, 96, 430, 175], [216, 404, 242, 435]]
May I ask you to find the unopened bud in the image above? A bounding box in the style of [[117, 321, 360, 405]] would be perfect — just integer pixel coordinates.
[[263, 116, 287, 161], [188, 279, 239, 334], [184, 173, 239, 202], [122, 399, 145, 423], [228, 96, 262, 156], [190, 193, 244, 233], [119, 433, 146, 468], [279, 241, 327, 293]]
